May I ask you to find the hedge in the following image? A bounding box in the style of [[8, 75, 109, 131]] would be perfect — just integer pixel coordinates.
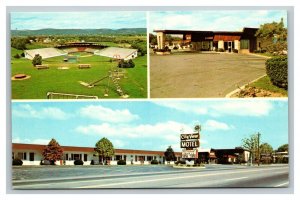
[[151, 160, 159, 165], [265, 56, 288, 89], [118, 59, 135, 68], [117, 160, 126, 165], [74, 159, 84, 165], [12, 158, 23, 166]]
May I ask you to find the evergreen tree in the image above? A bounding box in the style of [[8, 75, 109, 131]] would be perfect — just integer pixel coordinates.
[[164, 146, 175, 163], [32, 54, 42, 66]]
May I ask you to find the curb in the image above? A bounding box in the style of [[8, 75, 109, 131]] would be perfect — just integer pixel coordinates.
[[225, 74, 267, 98]]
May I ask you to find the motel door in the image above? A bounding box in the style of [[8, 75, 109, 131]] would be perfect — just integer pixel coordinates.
[[228, 41, 232, 52]]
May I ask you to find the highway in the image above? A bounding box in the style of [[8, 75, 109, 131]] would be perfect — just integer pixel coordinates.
[[12, 164, 289, 189]]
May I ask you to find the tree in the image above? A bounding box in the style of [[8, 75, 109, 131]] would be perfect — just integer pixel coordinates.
[[32, 54, 42, 66], [242, 134, 259, 164], [164, 146, 175, 163], [94, 137, 115, 165], [277, 144, 288, 152], [255, 18, 287, 53], [11, 37, 29, 50], [260, 143, 273, 154], [149, 33, 157, 45], [42, 138, 64, 165]]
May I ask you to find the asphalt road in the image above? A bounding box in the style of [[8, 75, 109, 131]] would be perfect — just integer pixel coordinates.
[[12, 165, 289, 189]]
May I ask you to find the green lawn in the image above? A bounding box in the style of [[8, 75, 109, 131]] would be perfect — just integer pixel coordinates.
[[249, 76, 288, 96], [11, 52, 147, 99]]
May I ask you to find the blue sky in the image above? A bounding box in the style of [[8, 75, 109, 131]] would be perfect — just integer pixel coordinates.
[[150, 10, 287, 33], [12, 99, 288, 152], [11, 12, 146, 30]]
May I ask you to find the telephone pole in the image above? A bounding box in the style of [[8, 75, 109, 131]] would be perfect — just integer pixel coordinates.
[[258, 132, 261, 166]]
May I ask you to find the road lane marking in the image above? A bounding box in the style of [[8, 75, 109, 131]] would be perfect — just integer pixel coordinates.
[[275, 182, 289, 187], [76, 168, 286, 188], [13, 166, 289, 189]]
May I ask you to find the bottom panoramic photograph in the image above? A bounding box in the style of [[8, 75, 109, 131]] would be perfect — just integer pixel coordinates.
[[11, 99, 289, 189]]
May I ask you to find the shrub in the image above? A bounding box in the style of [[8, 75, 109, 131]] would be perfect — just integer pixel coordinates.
[[233, 49, 238, 53], [32, 54, 42, 66], [151, 160, 159, 165], [90, 160, 94, 165], [74, 159, 84, 165], [217, 48, 224, 52], [175, 160, 186, 165], [12, 158, 23, 166], [118, 59, 135, 68], [266, 56, 288, 89], [117, 160, 126, 165], [21, 52, 25, 57], [254, 49, 267, 53], [14, 54, 21, 59]]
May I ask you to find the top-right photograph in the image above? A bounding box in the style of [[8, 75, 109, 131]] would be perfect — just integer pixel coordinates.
[[149, 10, 288, 98]]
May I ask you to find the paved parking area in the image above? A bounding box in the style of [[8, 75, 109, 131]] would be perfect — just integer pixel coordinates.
[[150, 52, 267, 98]]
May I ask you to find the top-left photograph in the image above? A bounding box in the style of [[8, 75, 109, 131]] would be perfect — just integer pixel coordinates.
[[10, 11, 147, 99]]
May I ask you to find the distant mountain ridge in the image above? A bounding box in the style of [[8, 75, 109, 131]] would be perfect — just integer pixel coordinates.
[[11, 28, 147, 36]]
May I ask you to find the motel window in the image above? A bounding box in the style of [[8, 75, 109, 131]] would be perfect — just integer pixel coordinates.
[[29, 152, 34, 161], [84, 154, 88, 162], [147, 156, 152, 161], [116, 155, 122, 160], [240, 40, 249, 49], [17, 152, 27, 160], [71, 154, 81, 160], [65, 154, 69, 160]]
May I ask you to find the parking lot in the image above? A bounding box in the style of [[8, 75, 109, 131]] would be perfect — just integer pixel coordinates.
[[150, 52, 267, 98]]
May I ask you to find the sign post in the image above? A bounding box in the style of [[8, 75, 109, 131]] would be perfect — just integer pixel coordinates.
[[180, 125, 201, 162]]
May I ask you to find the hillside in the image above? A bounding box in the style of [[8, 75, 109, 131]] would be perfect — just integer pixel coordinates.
[[11, 28, 147, 36]]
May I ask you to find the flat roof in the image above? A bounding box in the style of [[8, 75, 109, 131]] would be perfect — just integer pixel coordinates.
[[12, 143, 181, 156], [154, 27, 258, 36]]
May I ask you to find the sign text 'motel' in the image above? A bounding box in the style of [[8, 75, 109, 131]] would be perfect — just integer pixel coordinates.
[[180, 133, 200, 140], [180, 140, 200, 148]]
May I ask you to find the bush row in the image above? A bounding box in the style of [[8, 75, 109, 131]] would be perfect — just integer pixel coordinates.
[[254, 49, 267, 53], [12, 158, 23, 166], [266, 56, 288, 89], [118, 59, 135, 68]]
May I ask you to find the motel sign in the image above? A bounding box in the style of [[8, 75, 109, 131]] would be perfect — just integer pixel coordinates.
[[180, 130, 200, 158], [182, 149, 198, 159], [180, 140, 199, 148]]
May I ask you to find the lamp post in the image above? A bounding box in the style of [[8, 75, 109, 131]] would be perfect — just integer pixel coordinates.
[[258, 132, 261, 166]]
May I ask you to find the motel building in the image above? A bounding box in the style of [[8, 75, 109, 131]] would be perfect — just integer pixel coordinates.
[[12, 143, 254, 166], [12, 143, 182, 166], [154, 27, 260, 53]]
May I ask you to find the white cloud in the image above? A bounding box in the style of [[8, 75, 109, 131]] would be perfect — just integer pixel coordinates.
[[12, 104, 69, 120], [12, 137, 50, 145], [211, 101, 273, 117], [75, 121, 193, 142], [154, 100, 273, 117], [78, 105, 139, 123], [204, 120, 234, 131]]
